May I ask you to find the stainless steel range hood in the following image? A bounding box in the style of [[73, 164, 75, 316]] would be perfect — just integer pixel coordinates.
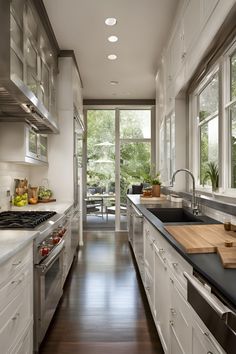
[[0, 0, 59, 134], [0, 74, 59, 133]]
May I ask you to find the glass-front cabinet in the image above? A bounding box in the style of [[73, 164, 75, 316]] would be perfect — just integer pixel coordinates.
[[26, 127, 48, 162], [9, 0, 58, 119]]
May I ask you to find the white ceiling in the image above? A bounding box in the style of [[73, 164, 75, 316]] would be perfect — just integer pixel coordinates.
[[43, 0, 179, 100]]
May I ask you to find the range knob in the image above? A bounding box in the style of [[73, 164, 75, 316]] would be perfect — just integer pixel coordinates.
[[40, 246, 50, 257], [52, 236, 61, 244]]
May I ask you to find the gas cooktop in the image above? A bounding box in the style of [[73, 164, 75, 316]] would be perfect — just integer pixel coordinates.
[[0, 211, 57, 229]]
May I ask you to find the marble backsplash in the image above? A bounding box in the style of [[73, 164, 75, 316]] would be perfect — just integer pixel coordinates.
[[0, 162, 30, 210]]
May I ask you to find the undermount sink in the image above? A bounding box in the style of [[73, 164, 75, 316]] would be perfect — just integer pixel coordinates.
[[147, 208, 204, 224]]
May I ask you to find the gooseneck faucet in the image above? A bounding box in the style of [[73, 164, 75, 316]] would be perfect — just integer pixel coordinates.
[[170, 168, 199, 215]]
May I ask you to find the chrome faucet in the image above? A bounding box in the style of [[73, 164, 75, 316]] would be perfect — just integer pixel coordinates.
[[170, 168, 199, 215]]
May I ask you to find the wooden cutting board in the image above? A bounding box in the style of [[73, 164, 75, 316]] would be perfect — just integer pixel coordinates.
[[165, 224, 236, 254], [217, 247, 236, 268]]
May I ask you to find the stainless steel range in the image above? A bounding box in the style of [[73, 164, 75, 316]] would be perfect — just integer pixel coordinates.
[[0, 210, 67, 353]]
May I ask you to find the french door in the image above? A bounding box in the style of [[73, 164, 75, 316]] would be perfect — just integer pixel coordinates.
[[85, 107, 154, 231]]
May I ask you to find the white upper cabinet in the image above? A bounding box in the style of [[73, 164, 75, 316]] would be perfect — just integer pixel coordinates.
[[183, 0, 201, 54]]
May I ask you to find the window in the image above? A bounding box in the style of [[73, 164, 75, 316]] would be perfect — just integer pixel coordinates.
[[190, 39, 236, 194], [228, 50, 236, 188], [198, 72, 219, 184], [159, 112, 175, 183]]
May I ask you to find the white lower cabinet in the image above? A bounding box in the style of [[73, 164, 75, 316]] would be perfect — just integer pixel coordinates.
[[0, 243, 33, 354], [154, 243, 170, 354], [169, 275, 192, 354], [139, 218, 226, 354]]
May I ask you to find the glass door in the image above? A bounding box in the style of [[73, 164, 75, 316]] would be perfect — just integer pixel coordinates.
[[118, 110, 152, 230], [85, 108, 153, 231], [86, 110, 116, 229]]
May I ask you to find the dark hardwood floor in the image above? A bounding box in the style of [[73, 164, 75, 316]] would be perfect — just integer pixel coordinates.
[[39, 231, 164, 354]]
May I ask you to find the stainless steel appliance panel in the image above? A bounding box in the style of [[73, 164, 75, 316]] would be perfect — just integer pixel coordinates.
[[185, 272, 236, 354]]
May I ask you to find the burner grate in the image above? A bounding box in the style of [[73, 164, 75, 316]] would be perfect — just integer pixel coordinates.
[[0, 211, 56, 229]]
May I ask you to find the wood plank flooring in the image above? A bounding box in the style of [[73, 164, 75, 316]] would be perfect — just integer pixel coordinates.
[[39, 231, 164, 354]]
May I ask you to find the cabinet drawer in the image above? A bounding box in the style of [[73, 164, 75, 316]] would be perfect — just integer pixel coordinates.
[[0, 281, 32, 354], [0, 264, 32, 314], [169, 276, 192, 354], [144, 268, 154, 312], [168, 246, 192, 297], [0, 243, 32, 287], [9, 320, 33, 354]]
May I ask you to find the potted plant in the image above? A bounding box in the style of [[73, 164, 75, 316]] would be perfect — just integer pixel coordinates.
[[203, 162, 219, 192], [151, 173, 162, 197]]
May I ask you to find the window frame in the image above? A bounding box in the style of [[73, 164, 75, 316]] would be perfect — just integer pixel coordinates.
[[190, 38, 236, 196]]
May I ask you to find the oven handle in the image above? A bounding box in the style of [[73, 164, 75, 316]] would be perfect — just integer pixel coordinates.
[[36, 240, 65, 274], [183, 272, 232, 319]]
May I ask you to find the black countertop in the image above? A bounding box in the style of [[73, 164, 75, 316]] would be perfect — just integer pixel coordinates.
[[128, 195, 236, 310]]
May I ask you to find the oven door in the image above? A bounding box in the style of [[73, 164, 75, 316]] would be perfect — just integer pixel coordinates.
[[34, 240, 64, 351]]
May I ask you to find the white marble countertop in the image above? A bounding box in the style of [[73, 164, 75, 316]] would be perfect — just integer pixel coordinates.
[[10, 201, 73, 214], [0, 201, 74, 265], [0, 230, 38, 265]]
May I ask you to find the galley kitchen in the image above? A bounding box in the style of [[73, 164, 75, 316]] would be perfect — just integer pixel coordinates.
[[0, 0, 236, 354]]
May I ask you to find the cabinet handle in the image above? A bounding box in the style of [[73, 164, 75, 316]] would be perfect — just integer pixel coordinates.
[[12, 260, 22, 266], [145, 286, 150, 291], [170, 308, 176, 315], [169, 320, 174, 326], [12, 313, 20, 321], [159, 248, 164, 254], [207, 352, 213, 354], [172, 262, 178, 268], [181, 52, 186, 59], [170, 277, 174, 284]]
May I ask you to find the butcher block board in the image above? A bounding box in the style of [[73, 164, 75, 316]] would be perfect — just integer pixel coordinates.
[[140, 194, 166, 202], [38, 198, 56, 203], [165, 224, 236, 254], [217, 247, 236, 268]]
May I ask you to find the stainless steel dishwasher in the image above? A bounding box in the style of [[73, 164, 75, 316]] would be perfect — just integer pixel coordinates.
[[184, 271, 236, 354]]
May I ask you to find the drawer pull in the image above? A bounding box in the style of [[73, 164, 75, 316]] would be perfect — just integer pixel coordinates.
[[159, 248, 164, 253], [145, 286, 150, 291], [207, 352, 213, 354], [12, 260, 22, 266], [169, 320, 174, 326], [172, 262, 178, 268], [170, 277, 174, 284], [12, 312, 20, 321]]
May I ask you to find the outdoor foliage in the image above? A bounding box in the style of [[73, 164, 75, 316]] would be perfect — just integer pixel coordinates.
[[87, 110, 151, 202]]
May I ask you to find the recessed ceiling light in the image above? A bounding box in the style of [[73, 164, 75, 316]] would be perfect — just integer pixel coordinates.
[[110, 81, 119, 85], [108, 54, 117, 60], [105, 18, 117, 26], [108, 35, 118, 43]]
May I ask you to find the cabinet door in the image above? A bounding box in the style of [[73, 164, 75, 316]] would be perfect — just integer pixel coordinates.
[[41, 60, 50, 110], [38, 135, 48, 161], [154, 244, 170, 354], [26, 128, 38, 159], [144, 224, 155, 277], [169, 276, 192, 354], [10, 1, 24, 81], [25, 39, 38, 95]]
